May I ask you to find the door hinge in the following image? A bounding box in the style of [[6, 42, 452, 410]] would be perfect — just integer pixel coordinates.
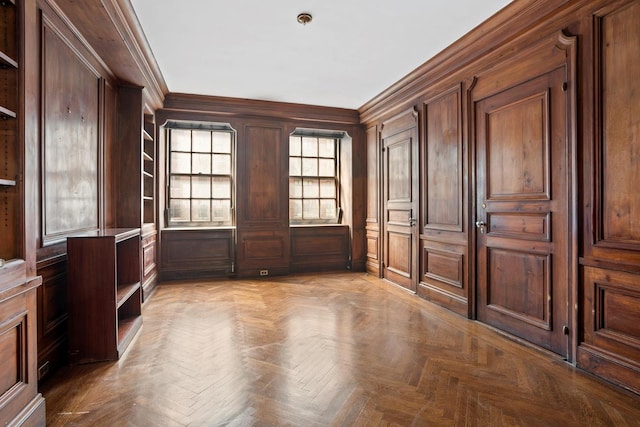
[[563, 325, 570, 335], [562, 82, 568, 91]]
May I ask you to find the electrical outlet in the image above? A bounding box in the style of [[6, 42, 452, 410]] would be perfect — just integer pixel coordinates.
[[259, 269, 269, 276]]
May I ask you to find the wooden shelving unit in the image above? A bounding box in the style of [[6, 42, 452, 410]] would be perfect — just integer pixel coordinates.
[[1, 0, 19, 264], [67, 228, 142, 363], [0, 1, 46, 424], [142, 113, 155, 226], [115, 86, 157, 302]]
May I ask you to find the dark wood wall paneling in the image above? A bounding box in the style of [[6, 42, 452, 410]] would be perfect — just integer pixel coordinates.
[[34, 0, 161, 380], [578, 0, 640, 394], [360, 0, 640, 394], [35, 0, 115, 381], [161, 228, 235, 280], [15, 0, 640, 400], [237, 124, 290, 276], [156, 96, 365, 280], [365, 125, 381, 275], [419, 84, 468, 316], [41, 12, 101, 245], [290, 226, 350, 273]]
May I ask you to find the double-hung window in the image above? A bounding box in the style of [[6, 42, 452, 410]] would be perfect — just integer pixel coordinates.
[[289, 130, 343, 224], [166, 122, 235, 227]]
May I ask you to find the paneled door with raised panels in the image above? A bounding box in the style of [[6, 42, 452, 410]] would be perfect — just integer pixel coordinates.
[[475, 68, 570, 357]]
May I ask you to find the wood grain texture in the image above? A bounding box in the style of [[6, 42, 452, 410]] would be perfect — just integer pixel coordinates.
[[42, 20, 100, 241], [475, 67, 570, 358], [41, 272, 640, 426], [290, 226, 349, 272], [163, 93, 360, 125], [424, 86, 462, 231], [382, 112, 418, 292], [598, 1, 640, 246], [51, 0, 166, 109], [160, 228, 234, 281]]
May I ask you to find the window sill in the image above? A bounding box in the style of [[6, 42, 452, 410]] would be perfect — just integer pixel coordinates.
[[164, 226, 236, 231], [290, 224, 347, 228]]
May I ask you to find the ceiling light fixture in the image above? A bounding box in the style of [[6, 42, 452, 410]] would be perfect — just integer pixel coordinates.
[[297, 12, 312, 25]]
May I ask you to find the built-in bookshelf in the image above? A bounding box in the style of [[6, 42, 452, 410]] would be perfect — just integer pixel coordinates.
[[143, 112, 155, 226], [0, 0, 19, 263]]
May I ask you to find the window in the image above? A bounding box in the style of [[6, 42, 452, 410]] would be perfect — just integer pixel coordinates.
[[167, 122, 235, 227], [289, 130, 343, 224]]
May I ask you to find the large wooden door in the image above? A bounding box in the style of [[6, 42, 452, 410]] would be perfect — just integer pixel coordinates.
[[382, 120, 418, 292], [475, 68, 569, 356]]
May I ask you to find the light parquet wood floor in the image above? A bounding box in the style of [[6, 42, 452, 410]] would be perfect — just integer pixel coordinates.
[[41, 272, 640, 426]]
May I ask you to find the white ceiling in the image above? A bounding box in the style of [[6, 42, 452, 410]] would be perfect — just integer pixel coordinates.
[[130, 0, 512, 110]]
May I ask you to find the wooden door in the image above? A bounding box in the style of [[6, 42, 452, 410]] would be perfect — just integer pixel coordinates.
[[383, 125, 418, 292], [475, 68, 569, 356]]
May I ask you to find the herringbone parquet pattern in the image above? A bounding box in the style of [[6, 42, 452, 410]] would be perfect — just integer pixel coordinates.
[[42, 273, 640, 426]]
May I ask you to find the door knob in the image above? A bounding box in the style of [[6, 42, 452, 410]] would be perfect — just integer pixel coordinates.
[[476, 221, 487, 234]]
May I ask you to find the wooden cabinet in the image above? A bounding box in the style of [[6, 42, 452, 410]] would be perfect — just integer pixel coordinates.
[[0, 277, 45, 426], [67, 228, 142, 363]]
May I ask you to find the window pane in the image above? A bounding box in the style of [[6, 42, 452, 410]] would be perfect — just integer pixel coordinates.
[[290, 178, 303, 198], [212, 132, 231, 153], [320, 199, 337, 219], [290, 199, 302, 219], [290, 157, 302, 176], [171, 130, 191, 152], [192, 131, 211, 152], [192, 153, 211, 174], [318, 158, 335, 177], [192, 176, 211, 198], [212, 177, 230, 198], [302, 158, 317, 176], [318, 138, 335, 157], [168, 126, 235, 227], [302, 137, 318, 157], [212, 199, 231, 221], [290, 136, 301, 156], [303, 199, 319, 219], [303, 179, 319, 198], [170, 199, 190, 222], [170, 176, 191, 198], [171, 152, 191, 174], [191, 200, 211, 222], [212, 154, 231, 175], [320, 179, 336, 198]]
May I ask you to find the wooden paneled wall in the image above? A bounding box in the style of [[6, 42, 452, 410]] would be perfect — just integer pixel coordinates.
[[156, 96, 365, 279], [35, 0, 115, 379], [577, 0, 640, 394], [33, 0, 163, 380], [161, 228, 235, 280], [360, 0, 640, 394], [290, 226, 350, 273]]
